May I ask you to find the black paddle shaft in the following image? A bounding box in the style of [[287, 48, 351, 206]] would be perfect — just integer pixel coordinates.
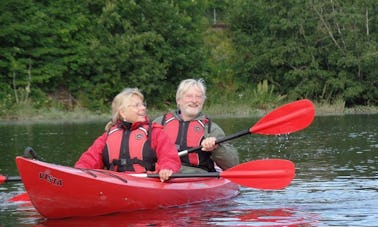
[[179, 128, 250, 156], [147, 172, 220, 178], [6, 176, 22, 183]]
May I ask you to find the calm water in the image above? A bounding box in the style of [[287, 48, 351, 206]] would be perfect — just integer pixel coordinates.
[[0, 114, 377, 226]]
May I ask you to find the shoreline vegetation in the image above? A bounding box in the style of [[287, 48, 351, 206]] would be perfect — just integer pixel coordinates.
[[1, 102, 377, 124], [2, 2, 377, 126]]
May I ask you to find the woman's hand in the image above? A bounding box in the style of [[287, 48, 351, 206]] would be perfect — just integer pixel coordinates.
[[158, 169, 173, 182]]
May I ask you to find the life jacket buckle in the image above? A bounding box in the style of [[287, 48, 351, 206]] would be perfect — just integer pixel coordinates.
[[120, 158, 127, 166]]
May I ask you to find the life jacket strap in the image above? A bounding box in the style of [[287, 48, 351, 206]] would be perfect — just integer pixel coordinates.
[[110, 157, 151, 172]]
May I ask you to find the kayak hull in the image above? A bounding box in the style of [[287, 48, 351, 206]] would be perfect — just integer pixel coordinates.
[[16, 156, 239, 219]]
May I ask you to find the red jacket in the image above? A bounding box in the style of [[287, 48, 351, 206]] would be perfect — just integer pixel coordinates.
[[74, 121, 181, 173]]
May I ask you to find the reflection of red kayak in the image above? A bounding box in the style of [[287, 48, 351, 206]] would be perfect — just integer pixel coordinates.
[[36, 206, 318, 226], [38, 204, 214, 226], [16, 156, 239, 219], [237, 208, 318, 226]]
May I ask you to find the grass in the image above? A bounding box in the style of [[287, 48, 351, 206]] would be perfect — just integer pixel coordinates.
[[1, 101, 377, 124], [0, 105, 110, 124]]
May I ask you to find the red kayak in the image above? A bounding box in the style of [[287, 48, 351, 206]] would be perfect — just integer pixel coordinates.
[[15, 156, 295, 219], [16, 156, 240, 219]]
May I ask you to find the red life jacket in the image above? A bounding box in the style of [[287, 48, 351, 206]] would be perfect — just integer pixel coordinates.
[[103, 124, 157, 172], [161, 112, 215, 172]]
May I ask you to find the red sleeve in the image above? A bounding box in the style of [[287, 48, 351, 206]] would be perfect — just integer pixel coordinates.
[[151, 124, 181, 173], [74, 132, 107, 169]]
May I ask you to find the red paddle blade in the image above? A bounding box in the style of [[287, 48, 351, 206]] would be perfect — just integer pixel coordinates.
[[8, 192, 30, 203], [251, 99, 315, 135], [220, 159, 295, 190]]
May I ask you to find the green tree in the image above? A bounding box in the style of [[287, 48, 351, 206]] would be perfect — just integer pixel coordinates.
[[0, 0, 211, 113], [69, 0, 210, 110], [0, 0, 93, 109], [227, 0, 378, 106]]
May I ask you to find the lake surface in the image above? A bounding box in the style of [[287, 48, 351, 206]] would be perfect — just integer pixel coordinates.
[[0, 114, 377, 226]]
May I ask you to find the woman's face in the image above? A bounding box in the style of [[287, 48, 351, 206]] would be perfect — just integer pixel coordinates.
[[120, 95, 147, 123]]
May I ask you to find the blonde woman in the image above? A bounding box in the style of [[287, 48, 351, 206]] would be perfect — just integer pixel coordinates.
[[75, 88, 181, 181]]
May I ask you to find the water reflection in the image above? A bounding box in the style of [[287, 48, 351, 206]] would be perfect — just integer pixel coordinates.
[[35, 201, 318, 227], [0, 194, 42, 226], [0, 114, 377, 226]]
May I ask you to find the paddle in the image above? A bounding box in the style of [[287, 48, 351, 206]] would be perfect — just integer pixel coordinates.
[[0, 175, 21, 184], [178, 99, 315, 156], [3, 159, 293, 203], [131, 159, 295, 190], [0, 147, 39, 185], [0, 175, 29, 203], [3, 158, 294, 195]]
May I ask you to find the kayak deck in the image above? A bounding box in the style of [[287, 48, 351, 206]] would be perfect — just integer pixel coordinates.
[[16, 156, 239, 219]]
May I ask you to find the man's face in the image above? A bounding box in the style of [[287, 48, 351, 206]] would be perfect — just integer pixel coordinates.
[[177, 87, 204, 120]]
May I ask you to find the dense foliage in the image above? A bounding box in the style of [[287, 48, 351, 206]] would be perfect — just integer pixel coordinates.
[[1, 0, 376, 116], [226, 0, 377, 107]]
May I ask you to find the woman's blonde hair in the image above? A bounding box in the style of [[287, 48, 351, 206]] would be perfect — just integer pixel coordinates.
[[176, 78, 207, 102], [105, 88, 144, 130]]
